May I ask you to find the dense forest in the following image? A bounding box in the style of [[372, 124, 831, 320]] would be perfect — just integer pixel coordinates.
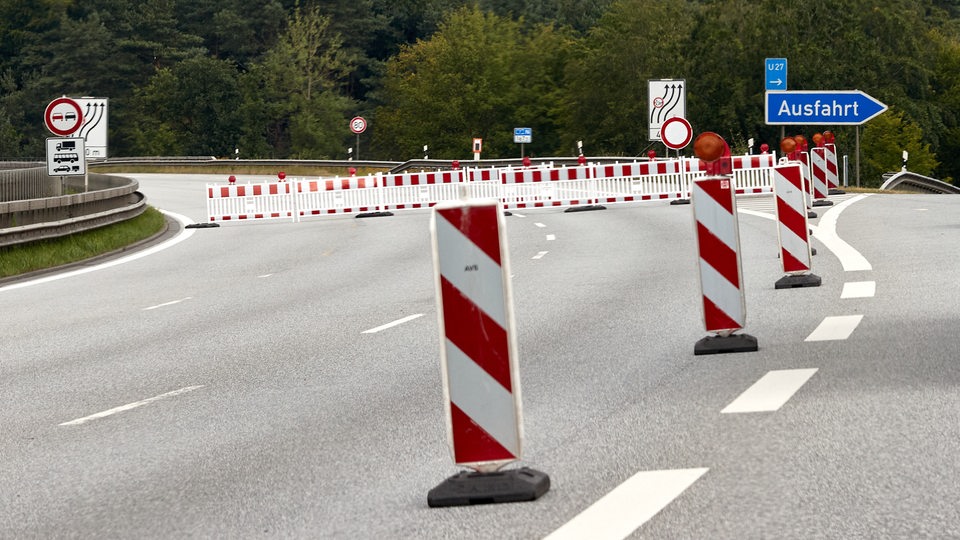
[[2, 0, 960, 185]]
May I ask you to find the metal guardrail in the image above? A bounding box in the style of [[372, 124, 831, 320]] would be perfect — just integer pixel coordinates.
[[879, 170, 960, 194], [0, 167, 145, 247]]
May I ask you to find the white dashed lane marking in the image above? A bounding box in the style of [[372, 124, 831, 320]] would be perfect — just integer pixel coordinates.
[[841, 281, 876, 299], [532, 251, 549, 260], [805, 315, 863, 341], [721, 369, 819, 414], [60, 385, 205, 426], [362, 314, 424, 334], [544, 468, 709, 540]]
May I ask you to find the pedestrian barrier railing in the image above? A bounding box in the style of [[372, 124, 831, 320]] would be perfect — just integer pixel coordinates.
[[205, 154, 781, 223]]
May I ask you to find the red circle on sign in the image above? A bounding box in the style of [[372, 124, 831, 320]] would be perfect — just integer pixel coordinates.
[[44, 97, 83, 136], [661, 116, 692, 150], [350, 116, 366, 134]]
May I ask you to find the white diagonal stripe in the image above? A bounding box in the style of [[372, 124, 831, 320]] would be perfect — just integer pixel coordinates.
[[446, 340, 520, 455], [435, 212, 507, 328], [721, 369, 818, 413], [779, 225, 810, 269], [805, 315, 863, 341], [699, 258, 744, 326], [841, 281, 876, 299], [544, 468, 708, 540], [693, 182, 737, 251], [775, 172, 806, 214]]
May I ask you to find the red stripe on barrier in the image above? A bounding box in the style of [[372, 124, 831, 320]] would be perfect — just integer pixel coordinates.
[[696, 222, 740, 287], [696, 178, 735, 214], [450, 402, 514, 463], [703, 296, 741, 332], [220, 187, 230, 198], [440, 277, 511, 391], [253, 185, 262, 196]]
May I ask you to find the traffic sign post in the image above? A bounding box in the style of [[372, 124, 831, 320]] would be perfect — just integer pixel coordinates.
[[513, 127, 532, 157], [44, 97, 83, 137], [765, 58, 788, 91], [46, 136, 86, 176], [649, 79, 686, 141], [350, 116, 366, 160], [765, 91, 887, 125]]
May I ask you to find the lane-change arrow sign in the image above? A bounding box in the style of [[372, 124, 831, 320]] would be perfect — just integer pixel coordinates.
[[765, 90, 888, 125]]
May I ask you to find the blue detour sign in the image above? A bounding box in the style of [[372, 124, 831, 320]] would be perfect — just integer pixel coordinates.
[[765, 91, 887, 125]]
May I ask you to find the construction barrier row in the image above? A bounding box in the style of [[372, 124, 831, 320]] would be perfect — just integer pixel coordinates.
[[206, 155, 780, 223]]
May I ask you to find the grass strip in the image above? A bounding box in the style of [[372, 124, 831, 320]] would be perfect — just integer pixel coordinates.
[[0, 207, 166, 278]]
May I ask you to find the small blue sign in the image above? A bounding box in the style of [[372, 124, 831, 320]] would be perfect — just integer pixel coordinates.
[[765, 91, 888, 125], [514, 127, 532, 143], [765, 58, 787, 91]]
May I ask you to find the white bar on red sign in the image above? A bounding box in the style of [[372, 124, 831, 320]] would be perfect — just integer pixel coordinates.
[[773, 164, 813, 274], [431, 198, 522, 472], [692, 176, 746, 334]]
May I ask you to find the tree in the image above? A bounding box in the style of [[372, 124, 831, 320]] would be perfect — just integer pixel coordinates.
[[374, 6, 574, 159], [240, 3, 355, 158], [131, 56, 243, 156], [861, 111, 939, 187]]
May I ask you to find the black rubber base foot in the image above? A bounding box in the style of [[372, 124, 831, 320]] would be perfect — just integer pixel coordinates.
[[807, 210, 818, 218], [564, 205, 606, 213], [428, 467, 550, 507], [186, 223, 220, 229], [829, 188, 846, 195], [775, 273, 822, 289], [670, 199, 691, 205], [812, 200, 834, 207], [694, 333, 758, 355], [356, 211, 394, 218]]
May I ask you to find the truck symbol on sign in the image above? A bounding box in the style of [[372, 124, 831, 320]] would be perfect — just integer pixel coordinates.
[[56, 140, 76, 151]]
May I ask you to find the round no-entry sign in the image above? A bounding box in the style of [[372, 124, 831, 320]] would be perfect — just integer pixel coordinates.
[[660, 116, 693, 150], [45, 97, 83, 136], [350, 116, 367, 134]]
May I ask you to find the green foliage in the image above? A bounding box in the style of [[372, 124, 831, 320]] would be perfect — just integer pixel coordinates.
[[861, 111, 939, 187], [373, 6, 574, 159]]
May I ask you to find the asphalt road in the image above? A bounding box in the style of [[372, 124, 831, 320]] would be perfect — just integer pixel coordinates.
[[2, 174, 960, 539]]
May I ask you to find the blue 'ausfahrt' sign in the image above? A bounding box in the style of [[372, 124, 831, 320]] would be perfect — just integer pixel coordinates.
[[765, 91, 887, 125]]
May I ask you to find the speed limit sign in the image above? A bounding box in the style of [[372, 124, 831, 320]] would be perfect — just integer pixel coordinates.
[[350, 116, 367, 134]]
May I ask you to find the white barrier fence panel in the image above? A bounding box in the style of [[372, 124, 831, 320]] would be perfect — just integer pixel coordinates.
[[205, 154, 783, 222]]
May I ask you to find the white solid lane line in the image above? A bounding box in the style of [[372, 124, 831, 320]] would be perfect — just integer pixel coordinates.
[[361, 313, 424, 334], [60, 385, 205, 426], [721, 369, 819, 414], [805, 315, 863, 342], [811, 195, 872, 272], [841, 281, 876, 299], [0, 210, 196, 293], [143, 297, 192, 311], [532, 251, 549, 260], [544, 468, 708, 540]]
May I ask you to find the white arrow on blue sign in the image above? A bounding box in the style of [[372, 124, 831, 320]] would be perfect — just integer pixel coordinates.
[[765, 58, 787, 91], [765, 90, 888, 125]]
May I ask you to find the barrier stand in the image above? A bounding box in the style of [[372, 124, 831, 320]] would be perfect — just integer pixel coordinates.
[[809, 145, 834, 208], [691, 133, 758, 355], [564, 164, 605, 213], [357, 172, 394, 218], [781, 137, 818, 219], [772, 163, 821, 289], [428, 198, 549, 507]]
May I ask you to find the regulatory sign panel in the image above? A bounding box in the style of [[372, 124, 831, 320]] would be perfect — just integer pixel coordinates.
[[765, 90, 888, 125], [350, 116, 367, 134], [46, 137, 86, 176], [660, 116, 693, 149], [73, 97, 109, 158], [513, 127, 532, 144], [649, 79, 686, 141], [44, 97, 83, 136], [765, 58, 787, 91]]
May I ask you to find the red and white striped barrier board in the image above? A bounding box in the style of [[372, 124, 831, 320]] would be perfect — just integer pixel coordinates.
[[809, 147, 831, 200], [431, 199, 522, 472], [692, 176, 746, 334], [732, 154, 776, 169], [295, 175, 382, 217], [773, 164, 813, 274], [206, 182, 294, 222], [824, 142, 840, 190]]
